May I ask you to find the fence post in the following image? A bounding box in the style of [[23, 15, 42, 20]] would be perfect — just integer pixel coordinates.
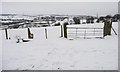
[[63, 22, 67, 38], [60, 25, 63, 37], [5, 28, 8, 40], [28, 28, 33, 39], [103, 20, 112, 37], [45, 28, 47, 39], [28, 28, 30, 39]]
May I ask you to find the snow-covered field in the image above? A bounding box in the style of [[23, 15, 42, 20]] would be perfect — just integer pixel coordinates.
[[0, 30, 2, 71], [1, 22, 118, 70]]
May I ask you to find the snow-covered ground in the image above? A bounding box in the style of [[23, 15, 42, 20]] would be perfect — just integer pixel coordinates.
[[2, 22, 118, 70], [0, 30, 2, 71]]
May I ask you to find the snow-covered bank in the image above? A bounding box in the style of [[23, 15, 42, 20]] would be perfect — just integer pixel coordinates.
[[2, 22, 118, 70]]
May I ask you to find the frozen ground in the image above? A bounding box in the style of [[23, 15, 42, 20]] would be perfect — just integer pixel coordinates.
[[2, 22, 118, 70]]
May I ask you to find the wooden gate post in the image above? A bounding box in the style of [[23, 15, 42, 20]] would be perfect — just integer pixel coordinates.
[[103, 20, 112, 37], [5, 28, 8, 40], [63, 22, 68, 38], [103, 20, 107, 37]]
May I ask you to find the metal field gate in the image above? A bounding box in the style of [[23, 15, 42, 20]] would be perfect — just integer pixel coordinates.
[[62, 23, 104, 39]]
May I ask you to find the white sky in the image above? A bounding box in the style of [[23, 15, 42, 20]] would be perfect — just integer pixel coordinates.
[[1, 0, 120, 2], [1, 2, 119, 16]]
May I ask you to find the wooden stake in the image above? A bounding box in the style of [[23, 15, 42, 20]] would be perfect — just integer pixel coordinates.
[[61, 25, 63, 37], [63, 23, 67, 38], [28, 28, 30, 39], [28, 28, 33, 39], [5, 28, 8, 40], [45, 28, 47, 39]]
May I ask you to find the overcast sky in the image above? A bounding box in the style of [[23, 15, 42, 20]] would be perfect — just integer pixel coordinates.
[[2, 2, 118, 16]]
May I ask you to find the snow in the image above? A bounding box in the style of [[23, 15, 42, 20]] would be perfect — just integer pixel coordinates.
[[80, 19, 87, 23], [1, 21, 13, 23], [1, 22, 118, 70], [0, 30, 2, 71]]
